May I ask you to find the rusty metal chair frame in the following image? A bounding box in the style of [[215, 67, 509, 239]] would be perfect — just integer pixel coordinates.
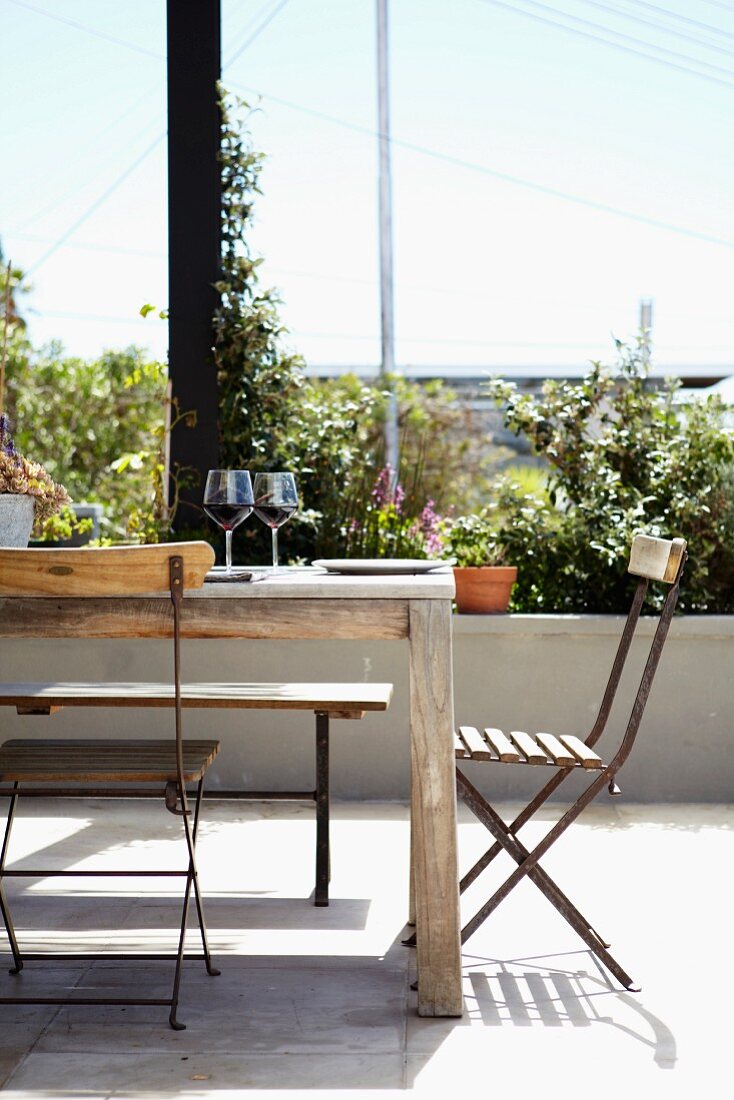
[[0, 552, 219, 1030], [450, 536, 687, 991]]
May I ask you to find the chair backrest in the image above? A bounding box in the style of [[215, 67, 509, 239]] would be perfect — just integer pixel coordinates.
[[628, 534, 687, 584], [0, 543, 214, 597], [586, 534, 687, 771], [0, 542, 215, 811]]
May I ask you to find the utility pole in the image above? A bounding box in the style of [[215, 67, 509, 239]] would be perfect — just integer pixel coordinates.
[[376, 0, 399, 474], [639, 297, 654, 359]]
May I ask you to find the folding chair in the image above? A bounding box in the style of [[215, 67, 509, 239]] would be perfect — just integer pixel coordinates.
[[0, 542, 220, 1030], [452, 534, 687, 991]]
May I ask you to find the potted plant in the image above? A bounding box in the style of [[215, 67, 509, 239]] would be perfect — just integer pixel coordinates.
[[0, 414, 70, 547], [442, 509, 517, 613]]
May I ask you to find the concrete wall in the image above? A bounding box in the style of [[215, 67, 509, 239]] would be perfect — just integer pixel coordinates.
[[1, 615, 732, 801]]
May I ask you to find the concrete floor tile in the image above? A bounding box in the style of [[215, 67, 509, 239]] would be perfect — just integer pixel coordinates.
[[30, 962, 408, 1056], [2, 1051, 408, 1095]]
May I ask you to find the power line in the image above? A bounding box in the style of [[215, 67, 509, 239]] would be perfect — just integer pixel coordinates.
[[31, 309, 166, 326], [627, 0, 734, 43], [477, 0, 734, 88], [526, 0, 734, 75], [224, 0, 291, 69], [698, 0, 734, 14], [4, 0, 162, 60], [5, 232, 165, 261], [16, 110, 165, 233], [9, 0, 734, 278], [6, 0, 291, 70], [228, 79, 734, 250], [11, 236, 734, 325], [25, 134, 166, 276], [578, 0, 734, 58]]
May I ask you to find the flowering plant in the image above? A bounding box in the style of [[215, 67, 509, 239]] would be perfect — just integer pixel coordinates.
[[0, 414, 70, 526], [344, 465, 446, 559]]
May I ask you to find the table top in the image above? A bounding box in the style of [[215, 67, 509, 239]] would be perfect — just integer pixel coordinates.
[[190, 566, 456, 601]]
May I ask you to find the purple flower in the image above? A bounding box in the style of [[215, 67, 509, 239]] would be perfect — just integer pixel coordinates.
[[0, 414, 18, 459], [418, 499, 444, 557], [371, 465, 394, 507]]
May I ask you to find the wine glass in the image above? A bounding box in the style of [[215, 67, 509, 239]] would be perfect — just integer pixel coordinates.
[[253, 472, 298, 571], [203, 469, 254, 575]]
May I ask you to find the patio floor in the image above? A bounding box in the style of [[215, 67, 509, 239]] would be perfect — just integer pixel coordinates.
[[0, 797, 730, 1097]]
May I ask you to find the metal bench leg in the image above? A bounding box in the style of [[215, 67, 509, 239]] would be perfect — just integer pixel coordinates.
[[315, 712, 330, 907]]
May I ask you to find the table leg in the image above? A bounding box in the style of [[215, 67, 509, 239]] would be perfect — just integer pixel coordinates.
[[409, 598, 463, 1017]]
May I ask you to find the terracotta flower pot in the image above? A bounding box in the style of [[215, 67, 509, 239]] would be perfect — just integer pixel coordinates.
[[453, 565, 517, 614]]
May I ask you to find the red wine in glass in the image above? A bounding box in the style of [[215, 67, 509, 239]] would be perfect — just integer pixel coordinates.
[[202, 503, 253, 531], [253, 473, 298, 570], [203, 470, 254, 574], [252, 504, 297, 529]]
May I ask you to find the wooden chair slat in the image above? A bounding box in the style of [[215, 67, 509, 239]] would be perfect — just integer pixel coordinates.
[[0, 681, 393, 713], [454, 732, 470, 759], [0, 542, 215, 597], [483, 728, 521, 763], [536, 732, 576, 767], [628, 535, 686, 583], [559, 735, 604, 769], [508, 730, 549, 765], [457, 725, 493, 760]]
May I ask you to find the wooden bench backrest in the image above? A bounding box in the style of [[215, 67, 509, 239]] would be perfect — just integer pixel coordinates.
[[0, 543, 215, 597], [628, 535, 687, 584]]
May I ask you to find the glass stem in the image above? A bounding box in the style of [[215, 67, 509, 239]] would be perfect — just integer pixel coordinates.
[[225, 529, 233, 574], [272, 527, 279, 571]]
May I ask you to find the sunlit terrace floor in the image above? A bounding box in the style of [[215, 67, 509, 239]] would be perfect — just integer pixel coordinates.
[[0, 798, 730, 1098]]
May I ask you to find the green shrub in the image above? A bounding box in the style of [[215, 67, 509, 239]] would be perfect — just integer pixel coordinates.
[[486, 339, 734, 612], [6, 344, 170, 540]]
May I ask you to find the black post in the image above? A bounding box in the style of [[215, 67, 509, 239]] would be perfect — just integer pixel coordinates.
[[167, 0, 222, 524]]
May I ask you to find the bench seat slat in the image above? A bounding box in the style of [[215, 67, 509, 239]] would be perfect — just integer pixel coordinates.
[[0, 739, 220, 782], [0, 682, 393, 713]]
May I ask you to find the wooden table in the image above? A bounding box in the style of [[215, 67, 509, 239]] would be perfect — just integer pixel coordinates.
[[0, 567, 463, 1017]]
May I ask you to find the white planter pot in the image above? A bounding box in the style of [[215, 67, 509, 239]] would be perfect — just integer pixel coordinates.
[[0, 493, 35, 547]]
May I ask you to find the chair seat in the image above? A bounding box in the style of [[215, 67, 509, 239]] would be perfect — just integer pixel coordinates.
[[455, 726, 604, 769], [0, 739, 220, 783]]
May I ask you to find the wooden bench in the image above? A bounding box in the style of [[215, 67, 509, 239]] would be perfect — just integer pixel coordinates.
[[0, 681, 393, 907]]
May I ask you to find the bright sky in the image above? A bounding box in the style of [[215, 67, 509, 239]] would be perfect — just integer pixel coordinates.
[[1, 0, 733, 371]]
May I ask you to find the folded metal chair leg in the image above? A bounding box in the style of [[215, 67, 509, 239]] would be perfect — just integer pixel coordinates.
[[460, 766, 573, 893], [456, 768, 637, 990], [457, 769, 612, 948], [0, 783, 23, 974], [188, 780, 220, 978]]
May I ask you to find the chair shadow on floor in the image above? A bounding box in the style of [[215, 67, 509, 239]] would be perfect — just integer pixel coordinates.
[[459, 949, 677, 1069]]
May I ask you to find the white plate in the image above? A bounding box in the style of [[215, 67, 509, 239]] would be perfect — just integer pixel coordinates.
[[311, 558, 455, 575]]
